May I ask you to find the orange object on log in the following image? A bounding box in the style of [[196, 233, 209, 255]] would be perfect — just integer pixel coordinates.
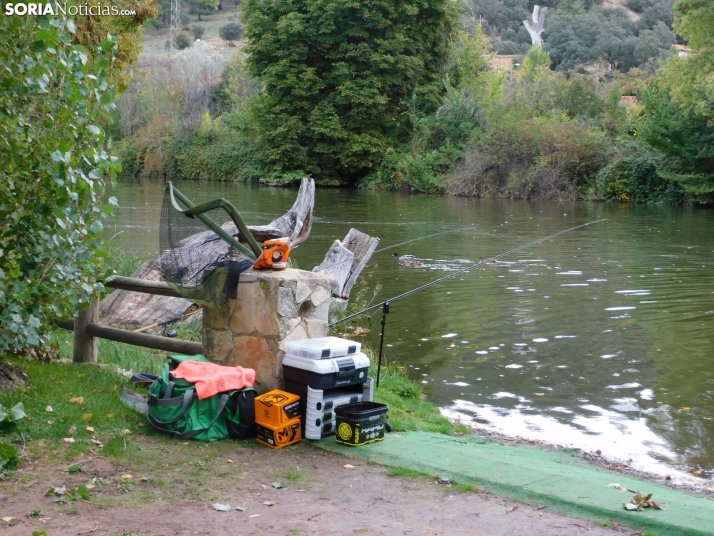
[[253, 238, 291, 270]]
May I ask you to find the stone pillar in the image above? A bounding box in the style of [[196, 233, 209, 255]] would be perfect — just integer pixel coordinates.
[[202, 268, 334, 393]]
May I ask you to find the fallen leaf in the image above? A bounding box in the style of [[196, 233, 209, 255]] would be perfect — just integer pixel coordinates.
[[2, 517, 13, 522], [272, 482, 285, 489], [226, 459, 235, 464], [343, 464, 354, 469], [694, 470, 702, 475], [47, 420, 54, 425], [45, 406, 54, 412], [77, 484, 90, 500], [121, 429, 131, 435], [122, 474, 133, 480], [68, 425, 77, 435], [69, 397, 84, 404], [83, 414, 92, 422], [584, 392, 593, 395], [263, 501, 275, 506], [63, 438, 75, 443], [212, 503, 231, 512], [235, 506, 248, 512], [681, 407, 691, 411], [86, 426, 95, 432], [534, 393, 544, 396]]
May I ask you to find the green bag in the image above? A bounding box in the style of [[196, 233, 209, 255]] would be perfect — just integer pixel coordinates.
[[147, 355, 256, 442]]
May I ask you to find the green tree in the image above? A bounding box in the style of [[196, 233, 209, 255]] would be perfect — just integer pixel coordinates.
[[241, 0, 459, 185], [219, 22, 243, 44], [635, 0, 714, 198], [188, 0, 218, 21], [73, 0, 158, 92], [192, 24, 206, 39], [0, 17, 120, 352]]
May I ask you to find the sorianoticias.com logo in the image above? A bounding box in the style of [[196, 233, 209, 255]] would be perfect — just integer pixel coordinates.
[[4, 2, 137, 16]]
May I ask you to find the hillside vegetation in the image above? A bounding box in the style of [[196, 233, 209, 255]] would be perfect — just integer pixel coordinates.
[[114, 0, 713, 203]]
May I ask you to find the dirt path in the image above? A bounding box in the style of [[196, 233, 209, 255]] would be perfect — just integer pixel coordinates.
[[1, 437, 638, 536]]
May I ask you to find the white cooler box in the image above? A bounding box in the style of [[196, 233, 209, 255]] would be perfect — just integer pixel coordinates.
[[282, 352, 370, 389]]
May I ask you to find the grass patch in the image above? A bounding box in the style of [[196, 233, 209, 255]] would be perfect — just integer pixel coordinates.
[[455, 481, 477, 493], [370, 360, 455, 435], [386, 466, 430, 480], [282, 466, 305, 482], [49, 327, 166, 376], [0, 356, 148, 461]]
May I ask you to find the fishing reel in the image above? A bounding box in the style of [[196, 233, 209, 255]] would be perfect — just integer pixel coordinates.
[[253, 238, 291, 270]]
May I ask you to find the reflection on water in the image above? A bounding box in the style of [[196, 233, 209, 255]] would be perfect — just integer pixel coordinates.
[[108, 179, 714, 484]]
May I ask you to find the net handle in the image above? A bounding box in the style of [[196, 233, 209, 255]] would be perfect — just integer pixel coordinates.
[[166, 182, 262, 260]]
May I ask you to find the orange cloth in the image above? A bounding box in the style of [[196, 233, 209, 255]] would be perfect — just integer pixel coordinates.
[[172, 361, 256, 400]]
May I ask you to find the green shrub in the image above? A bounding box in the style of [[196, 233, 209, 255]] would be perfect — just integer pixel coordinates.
[[448, 112, 610, 200], [175, 31, 191, 49], [219, 22, 243, 45], [596, 139, 683, 203], [191, 24, 206, 40]]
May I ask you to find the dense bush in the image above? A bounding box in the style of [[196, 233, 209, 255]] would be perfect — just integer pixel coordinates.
[[175, 31, 191, 49], [219, 22, 243, 44], [595, 139, 683, 202], [191, 24, 206, 39], [447, 114, 610, 199]]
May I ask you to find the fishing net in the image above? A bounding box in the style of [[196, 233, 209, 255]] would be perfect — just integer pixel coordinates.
[[159, 189, 254, 307]]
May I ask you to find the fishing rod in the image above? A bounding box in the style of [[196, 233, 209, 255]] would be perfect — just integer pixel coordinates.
[[330, 219, 607, 387]]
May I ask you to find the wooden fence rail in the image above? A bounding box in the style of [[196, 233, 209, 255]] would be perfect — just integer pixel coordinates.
[[55, 277, 202, 362]]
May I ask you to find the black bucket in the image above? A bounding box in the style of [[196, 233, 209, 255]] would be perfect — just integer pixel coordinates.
[[335, 402, 388, 446]]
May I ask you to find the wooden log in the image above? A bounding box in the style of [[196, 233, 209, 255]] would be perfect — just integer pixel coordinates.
[[85, 323, 203, 355], [340, 229, 380, 299], [99, 178, 316, 329], [73, 292, 99, 363], [313, 228, 380, 299], [55, 319, 75, 331], [100, 254, 194, 330], [313, 240, 354, 296], [104, 276, 181, 297]]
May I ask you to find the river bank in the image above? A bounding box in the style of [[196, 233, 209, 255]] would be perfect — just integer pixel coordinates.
[[1, 353, 706, 536]]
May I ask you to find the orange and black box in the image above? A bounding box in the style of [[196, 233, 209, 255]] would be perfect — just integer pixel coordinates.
[[256, 419, 302, 449], [255, 389, 301, 427]]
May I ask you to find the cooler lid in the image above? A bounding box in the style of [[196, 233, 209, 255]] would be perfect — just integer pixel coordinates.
[[282, 336, 362, 359]]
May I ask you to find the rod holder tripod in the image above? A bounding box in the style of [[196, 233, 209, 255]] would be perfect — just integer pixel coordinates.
[[376, 301, 390, 388]]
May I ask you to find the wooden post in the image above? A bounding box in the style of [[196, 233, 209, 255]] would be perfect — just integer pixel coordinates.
[[73, 292, 99, 363]]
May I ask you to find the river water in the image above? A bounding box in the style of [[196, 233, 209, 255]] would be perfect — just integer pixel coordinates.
[[109, 178, 714, 484]]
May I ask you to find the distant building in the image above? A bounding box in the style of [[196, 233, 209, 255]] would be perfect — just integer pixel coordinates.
[[486, 55, 524, 72], [672, 44, 692, 58]]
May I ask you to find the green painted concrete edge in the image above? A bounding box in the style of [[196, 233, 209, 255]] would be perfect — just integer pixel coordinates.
[[311, 431, 714, 536]]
